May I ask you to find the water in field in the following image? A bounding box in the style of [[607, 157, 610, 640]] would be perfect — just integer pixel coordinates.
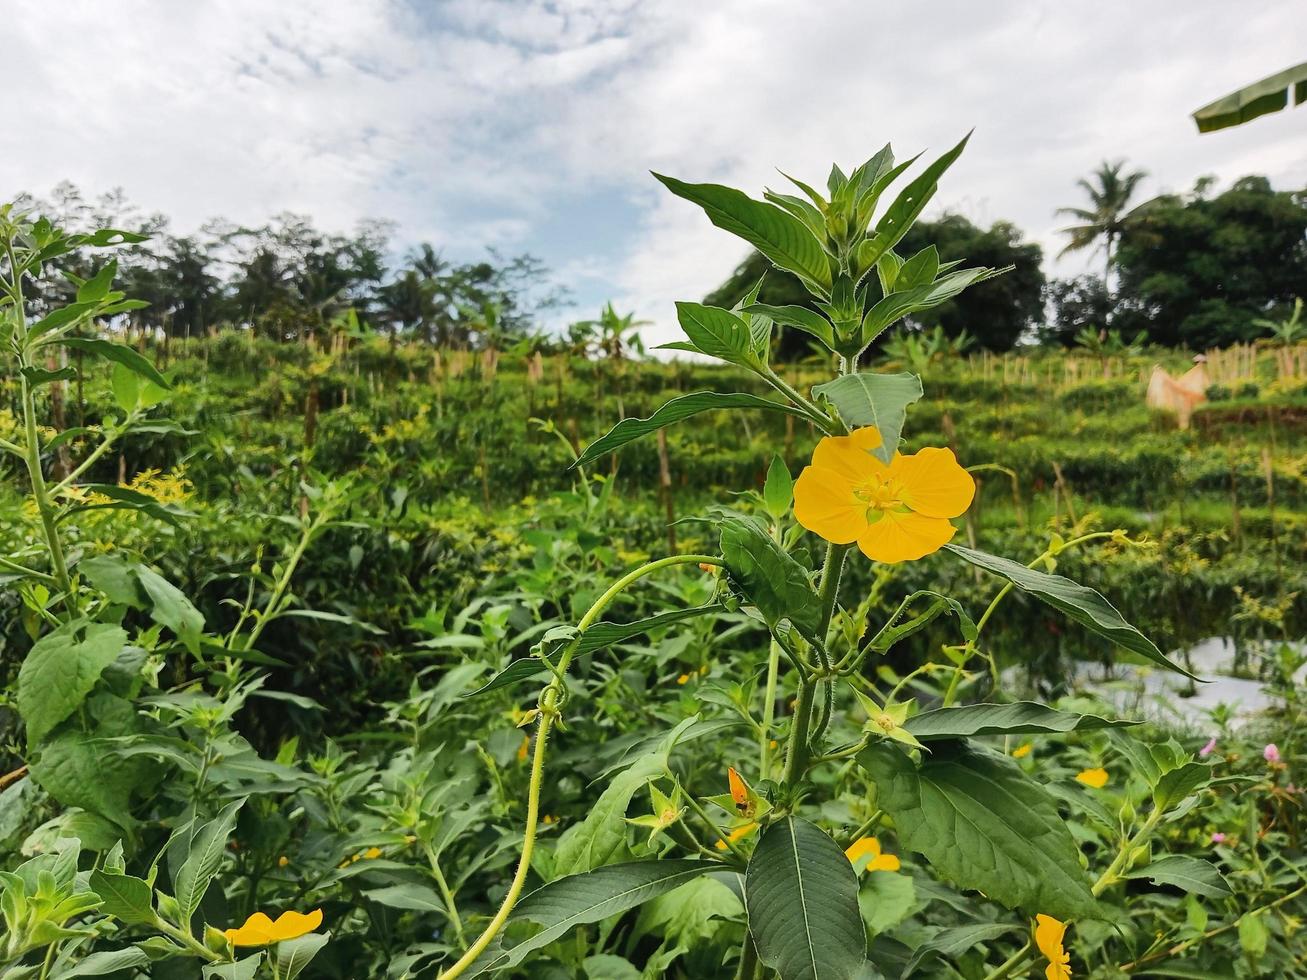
[[1077, 636, 1305, 731]]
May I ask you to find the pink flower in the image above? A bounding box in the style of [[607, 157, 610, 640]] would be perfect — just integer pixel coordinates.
[[1199, 737, 1217, 758], [1210, 832, 1226, 844], [1264, 744, 1282, 764]]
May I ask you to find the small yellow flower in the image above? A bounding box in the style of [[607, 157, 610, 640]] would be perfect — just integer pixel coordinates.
[[1076, 768, 1108, 789], [542, 814, 556, 825], [277, 855, 289, 868], [362, 847, 383, 860], [676, 673, 690, 685], [727, 767, 749, 813], [714, 822, 758, 851], [517, 736, 530, 762], [844, 837, 901, 874], [223, 909, 323, 947], [793, 427, 975, 563], [1012, 743, 1033, 759], [1034, 913, 1072, 980]]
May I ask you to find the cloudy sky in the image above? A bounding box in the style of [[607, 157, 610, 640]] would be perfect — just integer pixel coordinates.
[[5, 1, 1303, 342]]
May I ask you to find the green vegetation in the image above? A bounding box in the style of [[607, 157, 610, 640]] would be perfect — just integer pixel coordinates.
[[2, 140, 1305, 980]]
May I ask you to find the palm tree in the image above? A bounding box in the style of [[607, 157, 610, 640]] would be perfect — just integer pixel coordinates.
[[1055, 160, 1148, 291]]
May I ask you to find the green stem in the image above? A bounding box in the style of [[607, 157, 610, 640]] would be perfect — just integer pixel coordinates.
[[50, 413, 136, 495], [151, 916, 224, 963], [982, 939, 1031, 980], [0, 555, 56, 585], [18, 371, 75, 613], [759, 638, 781, 776], [760, 366, 835, 433], [422, 841, 467, 948], [245, 513, 324, 648], [437, 554, 724, 980], [838, 808, 884, 849]]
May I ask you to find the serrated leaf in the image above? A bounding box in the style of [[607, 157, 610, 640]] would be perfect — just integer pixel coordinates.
[[719, 516, 821, 642], [904, 702, 1138, 741], [858, 742, 1097, 920], [811, 372, 922, 461], [572, 392, 809, 470], [1123, 855, 1231, 899], [655, 174, 832, 295], [943, 544, 1197, 680], [745, 816, 867, 980], [18, 620, 127, 747]]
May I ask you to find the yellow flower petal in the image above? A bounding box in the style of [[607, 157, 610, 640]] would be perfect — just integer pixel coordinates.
[[1035, 914, 1072, 980], [714, 821, 758, 851], [676, 673, 690, 685], [1012, 743, 1033, 759], [868, 853, 902, 872], [224, 909, 324, 947], [794, 465, 864, 544], [727, 767, 749, 810], [811, 427, 884, 485], [844, 837, 881, 863], [856, 509, 958, 563], [1076, 767, 1108, 789], [890, 447, 975, 518]]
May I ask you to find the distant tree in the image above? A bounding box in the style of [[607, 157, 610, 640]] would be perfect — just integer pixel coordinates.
[[705, 212, 1043, 356], [1040, 275, 1113, 347], [1113, 176, 1307, 348], [1055, 159, 1149, 290]]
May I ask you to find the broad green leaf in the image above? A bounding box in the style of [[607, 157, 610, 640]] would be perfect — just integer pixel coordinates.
[[1238, 912, 1269, 959], [362, 883, 447, 912], [744, 816, 867, 980], [276, 932, 330, 980], [943, 544, 1197, 680], [634, 874, 742, 948], [58, 946, 157, 976], [18, 621, 127, 747], [858, 266, 1003, 347], [858, 742, 1097, 919], [572, 392, 809, 470], [581, 955, 642, 980], [553, 754, 666, 876], [655, 174, 833, 295], [78, 556, 145, 607], [1153, 762, 1212, 812], [1193, 61, 1307, 133], [1123, 855, 1232, 899], [88, 871, 153, 924], [495, 860, 714, 970], [762, 455, 793, 519], [202, 957, 262, 980], [71, 485, 188, 528], [56, 338, 170, 390], [110, 362, 168, 413], [811, 372, 923, 461], [468, 604, 724, 696], [858, 869, 916, 935], [744, 303, 836, 349], [901, 922, 1020, 975], [76, 261, 118, 303], [856, 133, 971, 272], [659, 302, 758, 367], [135, 566, 205, 655], [719, 516, 822, 642], [173, 799, 244, 925], [904, 702, 1138, 741], [29, 731, 140, 831]]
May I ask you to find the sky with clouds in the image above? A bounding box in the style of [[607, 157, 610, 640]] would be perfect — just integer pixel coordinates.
[[4, 0, 1303, 343]]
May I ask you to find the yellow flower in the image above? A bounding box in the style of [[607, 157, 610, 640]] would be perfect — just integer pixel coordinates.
[[676, 673, 690, 685], [362, 847, 383, 860], [223, 909, 323, 947], [1076, 768, 1108, 789], [714, 822, 758, 851], [1012, 743, 1033, 759], [517, 736, 530, 762], [277, 855, 289, 868], [844, 837, 901, 874], [1034, 914, 1072, 980], [727, 767, 749, 812], [794, 427, 974, 563]]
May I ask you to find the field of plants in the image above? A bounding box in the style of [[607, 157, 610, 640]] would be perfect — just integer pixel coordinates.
[[2, 144, 1306, 980]]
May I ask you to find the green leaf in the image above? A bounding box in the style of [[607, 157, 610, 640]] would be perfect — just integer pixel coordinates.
[[18, 621, 127, 747], [744, 303, 836, 349], [494, 860, 714, 970], [858, 742, 1098, 920], [1123, 855, 1231, 899], [744, 816, 867, 980], [1193, 61, 1307, 133], [902, 923, 1021, 975], [904, 702, 1138, 741], [276, 933, 330, 980], [942, 544, 1197, 680], [655, 174, 832, 295], [110, 362, 168, 413], [134, 566, 205, 655], [87, 871, 153, 924], [572, 392, 810, 470], [56, 338, 170, 390], [202, 957, 263, 980], [858, 266, 1003, 348], [857, 133, 971, 273], [469, 604, 723, 697], [858, 868, 916, 935], [660, 302, 759, 367], [173, 799, 244, 926], [811, 372, 923, 461], [57, 946, 158, 976], [76, 261, 118, 303], [78, 556, 145, 607], [70, 485, 188, 528], [719, 516, 822, 642], [362, 883, 447, 912], [1153, 762, 1213, 812], [553, 753, 666, 876], [763, 455, 794, 519], [29, 731, 140, 831]]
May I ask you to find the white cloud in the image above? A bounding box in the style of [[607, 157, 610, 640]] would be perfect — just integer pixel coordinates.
[[3, 0, 1301, 344]]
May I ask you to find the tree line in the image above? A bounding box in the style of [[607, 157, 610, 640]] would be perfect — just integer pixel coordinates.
[[13, 166, 1307, 356]]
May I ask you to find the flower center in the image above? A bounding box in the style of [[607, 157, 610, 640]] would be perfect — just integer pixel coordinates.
[[854, 477, 906, 515], [875, 713, 897, 733]]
